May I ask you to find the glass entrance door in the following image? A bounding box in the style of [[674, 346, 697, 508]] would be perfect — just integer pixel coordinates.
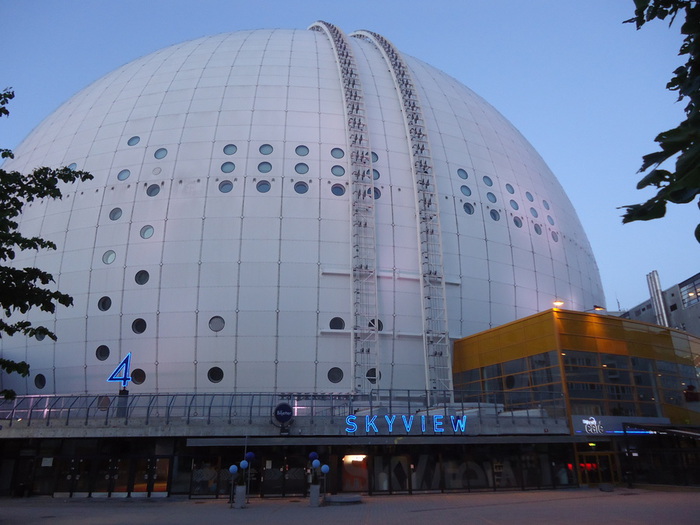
[[578, 453, 618, 485]]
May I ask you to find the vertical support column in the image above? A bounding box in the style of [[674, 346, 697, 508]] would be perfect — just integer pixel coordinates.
[[309, 21, 380, 395], [351, 30, 453, 400]]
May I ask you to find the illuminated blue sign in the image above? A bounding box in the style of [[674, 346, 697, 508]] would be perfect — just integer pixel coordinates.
[[345, 414, 467, 434], [107, 353, 132, 388]]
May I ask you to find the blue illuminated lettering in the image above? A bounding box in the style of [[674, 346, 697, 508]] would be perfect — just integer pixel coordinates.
[[450, 415, 467, 432], [366, 415, 378, 433], [384, 414, 396, 432], [402, 414, 414, 432], [433, 414, 444, 432], [345, 415, 357, 433], [107, 353, 132, 388], [421, 415, 426, 432]]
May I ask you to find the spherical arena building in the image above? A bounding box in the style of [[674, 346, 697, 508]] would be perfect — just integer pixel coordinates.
[[0, 22, 607, 498]]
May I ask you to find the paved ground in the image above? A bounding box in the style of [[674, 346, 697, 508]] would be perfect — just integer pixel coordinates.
[[2, 487, 700, 525]]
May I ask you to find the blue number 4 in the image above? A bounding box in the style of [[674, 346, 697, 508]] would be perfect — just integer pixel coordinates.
[[108, 353, 132, 388]]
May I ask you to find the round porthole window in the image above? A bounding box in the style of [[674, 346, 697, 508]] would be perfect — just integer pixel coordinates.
[[330, 317, 345, 330], [463, 203, 475, 215], [513, 216, 523, 228], [552, 231, 559, 242], [209, 316, 225, 332], [67, 163, 77, 171], [547, 215, 555, 225], [223, 144, 237, 155], [259, 144, 273, 155], [132, 318, 147, 334], [154, 148, 168, 159], [543, 200, 550, 210], [461, 185, 471, 197], [258, 162, 272, 173], [117, 169, 130, 181], [490, 209, 501, 221], [294, 181, 309, 194], [295, 145, 309, 156], [372, 169, 380, 180], [256, 180, 271, 193], [135, 270, 150, 285], [331, 184, 345, 196], [505, 183, 515, 194], [35, 332, 45, 341], [509, 200, 519, 210], [371, 151, 379, 163], [140, 225, 154, 239], [534, 224, 543, 235], [526, 191, 534, 202], [366, 368, 381, 384], [131, 369, 146, 385], [109, 207, 122, 221], [368, 319, 383, 331], [98, 296, 112, 311], [218, 180, 233, 193], [331, 165, 345, 176], [331, 148, 344, 159], [328, 367, 344, 384], [295, 163, 309, 174], [127, 136, 140, 146], [146, 184, 160, 197], [487, 192, 497, 203], [221, 162, 235, 173], [457, 168, 468, 179], [96, 345, 110, 361], [482, 176, 493, 187], [207, 367, 224, 383], [530, 207, 538, 218], [34, 374, 46, 389], [102, 250, 116, 265]]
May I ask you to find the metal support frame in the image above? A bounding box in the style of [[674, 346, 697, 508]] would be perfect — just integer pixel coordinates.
[[351, 30, 453, 400], [309, 21, 380, 395]]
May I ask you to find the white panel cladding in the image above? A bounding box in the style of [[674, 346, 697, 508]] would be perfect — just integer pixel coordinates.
[[0, 27, 604, 396]]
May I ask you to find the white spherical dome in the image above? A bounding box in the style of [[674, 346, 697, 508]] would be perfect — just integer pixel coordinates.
[[1, 24, 604, 396]]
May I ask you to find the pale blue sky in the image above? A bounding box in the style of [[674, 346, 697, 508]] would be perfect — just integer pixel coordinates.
[[1, 0, 697, 310]]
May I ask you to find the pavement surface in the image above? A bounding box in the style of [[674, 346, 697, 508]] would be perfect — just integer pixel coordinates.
[[2, 487, 700, 525]]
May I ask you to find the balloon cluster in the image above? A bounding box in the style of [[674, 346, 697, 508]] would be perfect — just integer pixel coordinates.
[[308, 451, 330, 483], [229, 451, 256, 485]]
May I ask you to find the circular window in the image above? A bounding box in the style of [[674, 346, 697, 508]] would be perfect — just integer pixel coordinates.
[[34, 374, 46, 389], [67, 163, 77, 171], [146, 184, 160, 197], [109, 208, 123, 221], [209, 316, 225, 332], [256, 180, 271, 193], [207, 367, 224, 383], [530, 207, 539, 218], [552, 231, 559, 242], [221, 162, 235, 173], [372, 188, 381, 199], [140, 225, 154, 239], [543, 200, 550, 210], [482, 176, 493, 187], [463, 203, 475, 215], [513, 216, 523, 228], [295, 163, 309, 174], [96, 345, 110, 361], [366, 368, 381, 385], [457, 168, 468, 179], [328, 367, 344, 384], [534, 224, 543, 235], [460, 185, 472, 197], [505, 183, 515, 194], [331, 184, 345, 196], [487, 192, 497, 203], [154, 148, 168, 159], [102, 250, 116, 265], [259, 144, 273, 155], [490, 209, 501, 221], [547, 215, 555, 225], [294, 181, 309, 194], [295, 145, 309, 156], [371, 151, 379, 163], [509, 200, 519, 210], [35, 332, 45, 341], [526, 191, 534, 202], [372, 169, 380, 180], [131, 369, 146, 385], [97, 296, 112, 311], [132, 318, 147, 334], [127, 136, 140, 146], [331, 165, 345, 176], [369, 319, 383, 331], [258, 162, 272, 173], [330, 317, 345, 330], [117, 169, 130, 181], [223, 144, 237, 155], [331, 148, 344, 159], [135, 270, 150, 285], [219, 180, 233, 193]]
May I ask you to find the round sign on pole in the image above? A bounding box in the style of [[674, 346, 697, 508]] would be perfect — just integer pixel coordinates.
[[273, 402, 294, 424]]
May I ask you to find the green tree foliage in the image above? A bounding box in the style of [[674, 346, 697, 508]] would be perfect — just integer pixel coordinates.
[[0, 89, 92, 399], [621, 1, 700, 242]]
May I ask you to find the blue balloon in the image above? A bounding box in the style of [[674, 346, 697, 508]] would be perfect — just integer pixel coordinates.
[[312, 459, 321, 469], [240, 460, 249, 469], [321, 464, 330, 474], [309, 451, 319, 460], [229, 465, 238, 474], [245, 451, 255, 461]]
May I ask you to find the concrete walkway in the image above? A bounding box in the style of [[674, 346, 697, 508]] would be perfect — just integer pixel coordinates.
[[2, 487, 700, 525]]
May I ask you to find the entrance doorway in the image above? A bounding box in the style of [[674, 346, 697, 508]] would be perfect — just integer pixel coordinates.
[[577, 452, 619, 485]]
